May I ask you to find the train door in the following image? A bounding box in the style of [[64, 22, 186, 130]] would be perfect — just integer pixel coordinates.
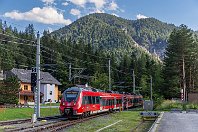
[[114, 97, 116, 109], [122, 96, 124, 109], [100, 97, 102, 111]]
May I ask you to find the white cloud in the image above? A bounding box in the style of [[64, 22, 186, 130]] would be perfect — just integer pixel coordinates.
[[89, 8, 105, 14], [112, 13, 119, 17], [68, 0, 87, 7], [136, 14, 148, 19], [68, 0, 121, 16], [68, 0, 106, 9], [108, 1, 118, 10], [41, 0, 55, 5], [4, 7, 72, 25], [62, 2, 69, 6], [89, 0, 106, 9], [70, 9, 81, 17]]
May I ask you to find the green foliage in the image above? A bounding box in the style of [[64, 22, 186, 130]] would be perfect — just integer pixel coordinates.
[[52, 13, 177, 59], [0, 15, 164, 99], [155, 100, 198, 110], [155, 100, 183, 110], [162, 25, 198, 99], [0, 77, 20, 105], [91, 72, 109, 90]]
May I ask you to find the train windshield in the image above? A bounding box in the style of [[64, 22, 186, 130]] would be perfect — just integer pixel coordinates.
[[65, 91, 79, 102]]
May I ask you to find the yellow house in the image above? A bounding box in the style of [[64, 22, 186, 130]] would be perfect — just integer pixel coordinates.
[[6, 68, 61, 104]]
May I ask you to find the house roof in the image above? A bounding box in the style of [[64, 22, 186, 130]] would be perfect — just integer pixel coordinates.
[[10, 68, 61, 85]]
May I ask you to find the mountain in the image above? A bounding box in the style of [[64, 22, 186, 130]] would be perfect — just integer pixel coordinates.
[[51, 13, 177, 58]]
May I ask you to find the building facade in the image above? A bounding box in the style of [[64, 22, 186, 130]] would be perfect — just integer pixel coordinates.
[[5, 68, 61, 104]]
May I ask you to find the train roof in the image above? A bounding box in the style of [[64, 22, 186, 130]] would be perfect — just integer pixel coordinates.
[[64, 85, 142, 96]]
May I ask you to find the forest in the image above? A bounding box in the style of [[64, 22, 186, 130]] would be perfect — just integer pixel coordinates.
[[0, 13, 198, 104]]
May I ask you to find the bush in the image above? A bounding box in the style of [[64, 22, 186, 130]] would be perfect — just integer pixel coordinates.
[[185, 103, 198, 110], [155, 100, 183, 110]]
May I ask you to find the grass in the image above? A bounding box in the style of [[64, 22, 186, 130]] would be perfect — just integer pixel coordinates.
[[0, 108, 59, 121], [42, 103, 60, 106], [28, 103, 60, 106], [66, 111, 151, 132], [155, 100, 198, 111], [155, 100, 183, 110]]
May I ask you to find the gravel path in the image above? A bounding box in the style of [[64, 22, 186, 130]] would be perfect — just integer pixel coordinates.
[[157, 112, 198, 132]]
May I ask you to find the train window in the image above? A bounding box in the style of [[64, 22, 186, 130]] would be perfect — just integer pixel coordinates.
[[102, 99, 105, 106], [82, 96, 86, 105], [96, 97, 100, 104], [92, 96, 96, 104], [65, 91, 79, 102], [88, 96, 92, 104]]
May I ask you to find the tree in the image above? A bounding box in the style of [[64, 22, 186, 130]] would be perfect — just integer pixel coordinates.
[[0, 77, 20, 104], [162, 25, 197, 99], [91, 72, 109, 90]]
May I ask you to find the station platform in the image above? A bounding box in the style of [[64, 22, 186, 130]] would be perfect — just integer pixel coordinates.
[[150, 111, 198, 132]]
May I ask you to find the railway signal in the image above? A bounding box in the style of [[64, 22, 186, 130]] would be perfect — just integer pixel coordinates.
[[31, 72, 37, 92]]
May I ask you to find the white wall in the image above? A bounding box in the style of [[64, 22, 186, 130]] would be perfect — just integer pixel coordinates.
[[41, 84, 47, 103], [40, 84, 56, 103]]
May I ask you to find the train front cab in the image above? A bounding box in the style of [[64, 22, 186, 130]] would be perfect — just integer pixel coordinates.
[[59, 87, 82, 117]]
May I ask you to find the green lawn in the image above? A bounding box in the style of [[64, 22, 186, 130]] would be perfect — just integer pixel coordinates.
[[67, 111, 151, 132], [0, 108, 59, 121], [42, 103, 60, 106]]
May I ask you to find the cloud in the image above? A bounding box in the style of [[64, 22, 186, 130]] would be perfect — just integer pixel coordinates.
[[88, 8, 105, 14], [112, 13, 119, 17], [41, 0, 55, 5], [136, 14, 148, 19], [70, 9, 81, 17], [62, 2, 69, 6], [68, 0, 121, 16], [4, 7, 72, 25], [89, 0, 106, 9], [68, 0, 87, 7], [108, 1, 118, 10], [68, 0, 107, 9]]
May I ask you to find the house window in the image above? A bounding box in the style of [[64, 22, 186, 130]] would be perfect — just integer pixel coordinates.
[[50, 91, 52, 95], [24, 85, 28, 90]]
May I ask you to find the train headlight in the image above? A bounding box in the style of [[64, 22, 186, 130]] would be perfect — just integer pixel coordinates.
[[62, 102, 65, 106], [73, 101, 76, 105]]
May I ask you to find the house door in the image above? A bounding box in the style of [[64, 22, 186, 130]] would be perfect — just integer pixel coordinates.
[[24, 96, 28, 103]]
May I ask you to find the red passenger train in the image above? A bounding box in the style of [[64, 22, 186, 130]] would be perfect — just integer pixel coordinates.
[[59, 85, 143, 118]]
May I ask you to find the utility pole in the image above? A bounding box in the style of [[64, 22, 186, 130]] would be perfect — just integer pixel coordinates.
[[182, 56, 186, 101], [150, 75, 153, 100], [69, 63, 71, 81], [36, 32, 40, 118], [132, 70, 135, 93], [108, 59, 111, 90]]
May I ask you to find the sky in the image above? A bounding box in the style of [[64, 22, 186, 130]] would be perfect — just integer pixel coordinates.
[[1, 0, 198, 34]]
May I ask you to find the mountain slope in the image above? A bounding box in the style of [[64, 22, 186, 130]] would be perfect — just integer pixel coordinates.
[[52, 13, 177, 59]]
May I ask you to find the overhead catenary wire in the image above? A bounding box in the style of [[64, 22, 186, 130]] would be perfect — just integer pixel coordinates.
[[0, 32, 36, 44], [0, 44, 36, 62], [0, 28, 130, 77]]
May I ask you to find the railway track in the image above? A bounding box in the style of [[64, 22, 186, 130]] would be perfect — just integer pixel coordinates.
[[0, 119, 31, 126], [0, 115, 66, 127], [4, 112, 110, 132]]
